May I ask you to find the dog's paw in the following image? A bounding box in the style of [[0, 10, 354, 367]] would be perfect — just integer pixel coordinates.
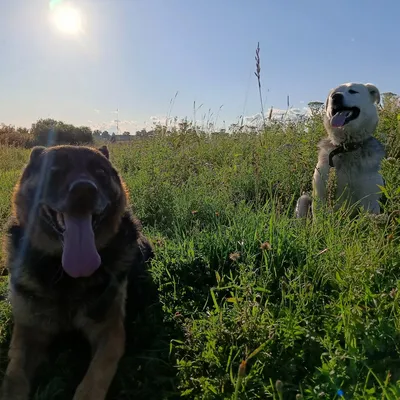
[[73, 385, 106, 400], [0, 374, 30, 400]]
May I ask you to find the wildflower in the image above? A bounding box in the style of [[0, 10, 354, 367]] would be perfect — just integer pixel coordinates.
[[260, 241, 272, 251], [275, 380, 283, 393], [238, 360, 246, 377], [156, 238, 165, 247]]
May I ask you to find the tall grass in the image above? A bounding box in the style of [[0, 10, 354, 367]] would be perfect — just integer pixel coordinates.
[[0, 43, 399, 397], [0, 103, 400, 399]]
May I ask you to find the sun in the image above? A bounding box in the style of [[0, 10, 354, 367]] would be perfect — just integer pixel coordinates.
[[51, 4, 82, 36]]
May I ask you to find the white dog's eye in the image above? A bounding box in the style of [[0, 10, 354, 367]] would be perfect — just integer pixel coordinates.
[[349, 89, 358, 94]]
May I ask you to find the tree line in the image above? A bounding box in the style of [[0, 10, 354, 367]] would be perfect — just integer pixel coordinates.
[[0, 91, 399, 148]]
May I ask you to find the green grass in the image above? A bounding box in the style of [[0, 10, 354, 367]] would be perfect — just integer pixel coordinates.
[[1, 112, 400, 399]]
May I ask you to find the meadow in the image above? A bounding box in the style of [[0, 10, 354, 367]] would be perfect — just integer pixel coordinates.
[[0, 105, 400, 399]]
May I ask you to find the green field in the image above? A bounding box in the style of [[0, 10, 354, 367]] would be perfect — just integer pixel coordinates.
[[1, 110, 400, 399]]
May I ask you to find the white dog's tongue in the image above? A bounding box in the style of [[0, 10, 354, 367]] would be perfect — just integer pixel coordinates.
[[331, 111, 351, 128], [61, 214, 101, 278]]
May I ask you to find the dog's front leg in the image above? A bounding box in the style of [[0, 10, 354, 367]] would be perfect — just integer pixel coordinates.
[[312, 160, 330, 216], [0, 323, 52, 400], [73, 309, 126, 400]]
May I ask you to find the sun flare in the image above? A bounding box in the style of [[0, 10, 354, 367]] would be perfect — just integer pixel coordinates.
[[51, 4, 82, 35]]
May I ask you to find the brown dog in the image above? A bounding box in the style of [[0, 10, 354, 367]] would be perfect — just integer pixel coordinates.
[[0, 145, 153, 400]]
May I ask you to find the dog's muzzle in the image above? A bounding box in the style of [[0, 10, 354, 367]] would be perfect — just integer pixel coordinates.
[[329, 93, 360, 128], [66, 179, 99, 216]]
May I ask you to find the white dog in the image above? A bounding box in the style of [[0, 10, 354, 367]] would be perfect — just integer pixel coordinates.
[[296, 82, 385, 219]]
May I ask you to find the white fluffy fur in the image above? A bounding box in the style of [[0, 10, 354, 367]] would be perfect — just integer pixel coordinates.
[[296, 82, 385, 218]]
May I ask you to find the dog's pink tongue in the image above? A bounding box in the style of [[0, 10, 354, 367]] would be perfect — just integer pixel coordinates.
[[331, 111, 349, 128], [61, 214, 101, 278]]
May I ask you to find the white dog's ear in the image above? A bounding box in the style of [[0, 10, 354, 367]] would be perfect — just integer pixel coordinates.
[[325, 89, 333, 111], [365, 83, 380, 104]]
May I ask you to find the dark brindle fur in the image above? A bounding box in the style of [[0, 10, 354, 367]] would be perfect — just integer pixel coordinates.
[[0, 145, 153, 400]]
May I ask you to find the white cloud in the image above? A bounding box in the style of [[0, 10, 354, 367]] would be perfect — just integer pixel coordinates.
[[149, 115, 219, 131], [89, 106, 313, 135], [242, 106, 310, 127], [89, 119, 143, 134], [120, 120, 138, 126], [149, 115, 170, 125], [94, 109, 100, 114]]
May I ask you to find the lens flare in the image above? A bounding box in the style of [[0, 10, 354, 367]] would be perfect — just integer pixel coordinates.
[[50, 3, 82, 36]]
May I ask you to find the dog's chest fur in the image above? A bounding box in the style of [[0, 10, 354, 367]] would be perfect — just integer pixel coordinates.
[[319, 136, 385, 202], [5, 211, 148, 329]]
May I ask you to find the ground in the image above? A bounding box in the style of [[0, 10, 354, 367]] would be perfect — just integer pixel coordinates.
[[1, 113, 400, 399]]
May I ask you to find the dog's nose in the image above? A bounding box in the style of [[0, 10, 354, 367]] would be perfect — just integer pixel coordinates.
[[331, 92, 344, 106], [69, 180, 98, 198], [67, 179, 98, 215]]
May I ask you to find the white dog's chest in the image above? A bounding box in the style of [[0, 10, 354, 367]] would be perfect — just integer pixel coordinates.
[[336, 168, 382, 192], [334, 166, 383, 209]]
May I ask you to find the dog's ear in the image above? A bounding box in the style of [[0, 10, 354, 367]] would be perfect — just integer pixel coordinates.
[[365, 83, 380, 104], [29, 146, 45, 163], [325, 89, 333, 111], [98, 145, 109, 159]]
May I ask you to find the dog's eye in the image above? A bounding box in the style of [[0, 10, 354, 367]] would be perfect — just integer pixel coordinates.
[[96, 168, 106, 176], [349, 89, 358, 94]]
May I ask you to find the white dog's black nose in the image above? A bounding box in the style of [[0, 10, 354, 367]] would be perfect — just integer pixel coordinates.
[[331, 92, 344, 107]]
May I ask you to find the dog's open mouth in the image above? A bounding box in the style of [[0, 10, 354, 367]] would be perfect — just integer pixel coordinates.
[[331, 106, 360, 128], [42, 205, 106, 235], [42, 205, 105, 278]]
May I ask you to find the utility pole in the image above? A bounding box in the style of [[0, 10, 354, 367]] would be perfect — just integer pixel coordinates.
[[116, 108, 119, 135]]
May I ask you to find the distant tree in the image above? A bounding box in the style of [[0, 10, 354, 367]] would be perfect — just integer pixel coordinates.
[[122, 131, 131, 136], [0, 124, 33, 147], [378, 92, 400, 151], [17, 127, 30, 135], [31, 119, 57, 146], [93, 129, 102, 137], [381, 92, 399, 109], [136, 129, 148, 137], [382, 92, 397, 99], [79, 126, 93, 143], [101, 131, 110, 139], [308, 101, 324, 115], [30, 118, 93, 146], [0, 124, 17, 135]]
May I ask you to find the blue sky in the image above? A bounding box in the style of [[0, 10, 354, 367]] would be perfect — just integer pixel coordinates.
[[1, 0, 399, 133]]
